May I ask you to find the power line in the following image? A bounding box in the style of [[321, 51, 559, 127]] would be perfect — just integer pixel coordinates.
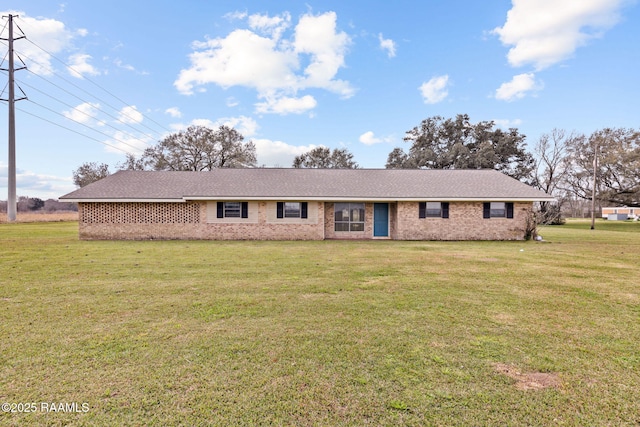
[[11, 105, 134, 154], [15, 73, 158, 148], [13, 18, 173, 134], [0, 100, 143, 155], [24, 99, 147, 154], [5, 45, 168, 140], [0, 67, 151, 156], [0, 36, 170, 160], [1, 64, 163, 146], [0, 19, 175, 148]]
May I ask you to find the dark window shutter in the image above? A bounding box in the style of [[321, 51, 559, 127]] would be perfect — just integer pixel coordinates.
[[506, 202, 514, 219], [301, 202, 308, 219], [277, 202, 284, 218], [483, 202, 490, 219], [419, 202, 426, 219], [442, 202, 449, 219], [241, 202, 249, 218], [217, 202, 224, 218]]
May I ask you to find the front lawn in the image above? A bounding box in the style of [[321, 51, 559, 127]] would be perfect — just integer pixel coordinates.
[[1, 221, 638, 425]]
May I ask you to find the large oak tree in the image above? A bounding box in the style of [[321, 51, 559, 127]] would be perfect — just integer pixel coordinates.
[[293, 147, 358, 169], [386, 114, 534, 181], [564, 127, 640, 207], [72, 162, 110, 187], [139, 125, 257, 171], [75, 125, 256, 187]]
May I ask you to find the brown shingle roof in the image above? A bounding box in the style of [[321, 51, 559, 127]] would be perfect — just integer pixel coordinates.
[[60, 169, 554, 202]]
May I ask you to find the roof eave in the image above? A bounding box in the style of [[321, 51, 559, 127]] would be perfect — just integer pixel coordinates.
[[186, 197, 555, 202], [63, 196, 555, 203], [59, 198, 186, 203]]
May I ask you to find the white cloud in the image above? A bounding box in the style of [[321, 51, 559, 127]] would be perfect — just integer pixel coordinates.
[[0, 162, 75, 200], [174, 11, 353, 114], [378, 33, 396, 58], [114, 59, 136, 71], [216, 115, 259, 137], [175, 29, 297, 95], [419, 75, 450, 104], [493, 118, 523, 129], [63, 102, 100, 124], [492, 0, 627, 70], [67, 53, 100, 78], [252, 139, 318, 167], [495, 73, 543, 101], [360, 131, 380, 145], [359, 131, 393, 145], [255, 95, 317, 115], [0, 11, 75, 75], [118, 105, 143, 124], [224, 11, 248, 21], [165, 107, 182, 118], [187, 118, 216, 129], [112, 58, 147, 75], [293, 12, 353, 97], [1, 15, 92, 78], [174, 116, 259, 138], [248, 12, 291, 40], [103, 130, 151, 155]]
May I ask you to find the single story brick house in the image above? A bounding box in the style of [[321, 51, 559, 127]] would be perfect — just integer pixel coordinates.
[[59, 169, 553, 241]]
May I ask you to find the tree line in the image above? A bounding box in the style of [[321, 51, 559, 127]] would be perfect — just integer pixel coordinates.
[[0, 197, 78, 213], [73, 115, 640, 223]]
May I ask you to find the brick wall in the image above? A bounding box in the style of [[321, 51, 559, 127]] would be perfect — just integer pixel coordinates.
[[395, 201, 531, 240], [78, 201, 324, 240], [78, 200, 532, 241], [80, 202, 201, 224]]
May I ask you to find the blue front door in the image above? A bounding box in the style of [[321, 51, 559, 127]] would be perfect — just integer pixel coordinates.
[[373, 203, 389, 237]]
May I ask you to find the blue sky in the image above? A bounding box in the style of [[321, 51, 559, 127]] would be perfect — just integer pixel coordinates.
[[1, 0, 638, 199]]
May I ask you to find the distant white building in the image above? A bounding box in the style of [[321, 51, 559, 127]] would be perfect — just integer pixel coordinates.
[[601, 206, 638, 220]]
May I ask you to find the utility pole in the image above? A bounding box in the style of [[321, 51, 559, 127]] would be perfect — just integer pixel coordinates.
[[1, 14, 27, 222], [590, 138, 599, 230]]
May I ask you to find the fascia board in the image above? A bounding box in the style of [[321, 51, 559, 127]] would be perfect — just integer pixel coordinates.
[[59, 198, 185, 203], [184, 196, 555, 202]]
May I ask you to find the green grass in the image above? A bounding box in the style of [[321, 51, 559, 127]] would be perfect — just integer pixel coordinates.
[[1, 220, 639, 426]]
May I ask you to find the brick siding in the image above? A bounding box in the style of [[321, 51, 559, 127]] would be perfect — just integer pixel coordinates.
[[396, 201, 530, 240], [78, 201, 325, 240], [78, 200, 532, 240], [80, 202, 200, 224]]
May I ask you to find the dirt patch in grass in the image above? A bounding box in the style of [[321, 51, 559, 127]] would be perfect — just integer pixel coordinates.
[[492, 312, 516, 325], [494, 363, 561, 391]]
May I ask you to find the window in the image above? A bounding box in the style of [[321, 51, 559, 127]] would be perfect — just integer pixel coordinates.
[[483, 202, 514, 219], [277, 202, 308, 219], [335, 203, 365, 231], [217, 202, 248, 218], [419, 202, 449, 218], [223, 202, 241, 218], [285, 202, 300, 218], [490, 202, 506, 217]]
